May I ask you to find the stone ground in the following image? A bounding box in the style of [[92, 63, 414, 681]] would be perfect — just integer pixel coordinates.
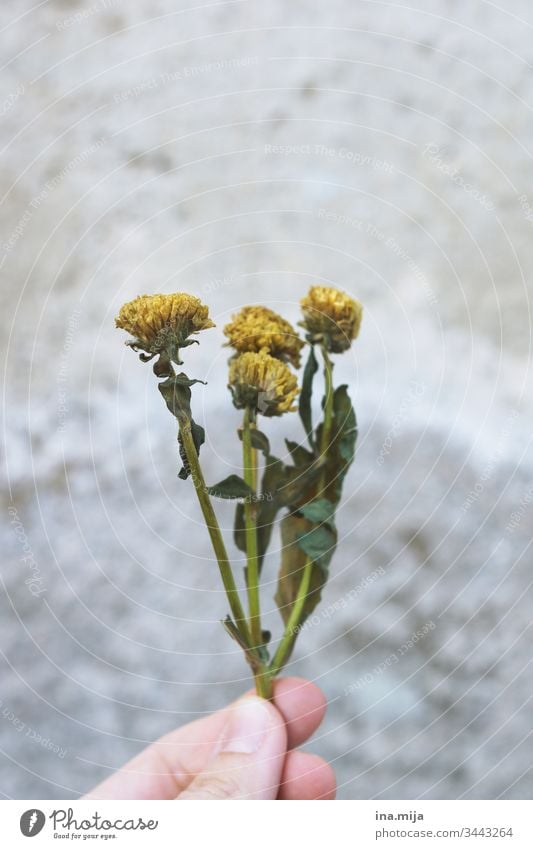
[[1, 0, 533, 799]]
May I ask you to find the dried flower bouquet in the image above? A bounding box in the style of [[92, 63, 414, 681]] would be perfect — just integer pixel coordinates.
[[116, 286, 362, 699]]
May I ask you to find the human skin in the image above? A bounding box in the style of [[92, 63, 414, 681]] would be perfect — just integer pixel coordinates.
[[85, 677, 336, 800]]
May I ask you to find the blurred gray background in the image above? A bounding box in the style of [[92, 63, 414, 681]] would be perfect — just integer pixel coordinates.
[[1, 0, 533, 800]]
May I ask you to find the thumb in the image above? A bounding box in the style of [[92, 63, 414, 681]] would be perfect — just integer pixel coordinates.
[[177, 696, 287, 800]]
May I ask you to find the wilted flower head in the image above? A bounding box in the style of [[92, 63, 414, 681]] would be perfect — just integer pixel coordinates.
[[300, 285, 363, 353], [223, 305, 304, 368], [228, 351, 299, 416], [116, 293, 215, 364]]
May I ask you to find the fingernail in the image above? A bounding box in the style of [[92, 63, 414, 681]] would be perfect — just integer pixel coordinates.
[[221, 697, 271, 754]]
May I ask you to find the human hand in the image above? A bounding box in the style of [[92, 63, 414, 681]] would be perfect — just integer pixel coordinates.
[[85, 677, 336, 800]]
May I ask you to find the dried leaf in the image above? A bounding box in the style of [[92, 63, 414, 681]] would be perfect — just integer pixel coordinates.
[[275, 514, 327, 629], [159, 373, 207, 479]]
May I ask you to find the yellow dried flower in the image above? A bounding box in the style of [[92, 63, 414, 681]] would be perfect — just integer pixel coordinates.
[[116, 293, 215, 362], [300, 285, 363, 353], [223, 305, 304, 368], [228, 351, 299, 417]]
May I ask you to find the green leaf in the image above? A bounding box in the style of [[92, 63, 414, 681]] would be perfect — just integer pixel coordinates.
[[316, 384, 357, 505], [299, 346, 319, 447], [275, 514, 327, 630], [238, 427, 271, 456], [337, 389, 357, 463], [207, 475, 254, 500], [297, 521, 337, 572], [285, 439, 315, 467], [299, 497, 336, 525]]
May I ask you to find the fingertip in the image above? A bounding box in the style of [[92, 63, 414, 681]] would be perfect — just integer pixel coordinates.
[[278, 750, 337, 800], [273, 676, 327, 711], [178, 696, 288, 800], [272, 677, 328, 749]]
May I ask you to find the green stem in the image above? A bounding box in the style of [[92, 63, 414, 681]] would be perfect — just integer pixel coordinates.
[[254, 668, 274, 700], [250, 416, 259, 493], [269, 557, 313, 677], [179, 421, 251, 645], [242, 406, 262, 649]]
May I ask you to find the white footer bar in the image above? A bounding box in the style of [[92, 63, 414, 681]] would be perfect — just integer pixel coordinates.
[[2, 800, 531, 848]]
